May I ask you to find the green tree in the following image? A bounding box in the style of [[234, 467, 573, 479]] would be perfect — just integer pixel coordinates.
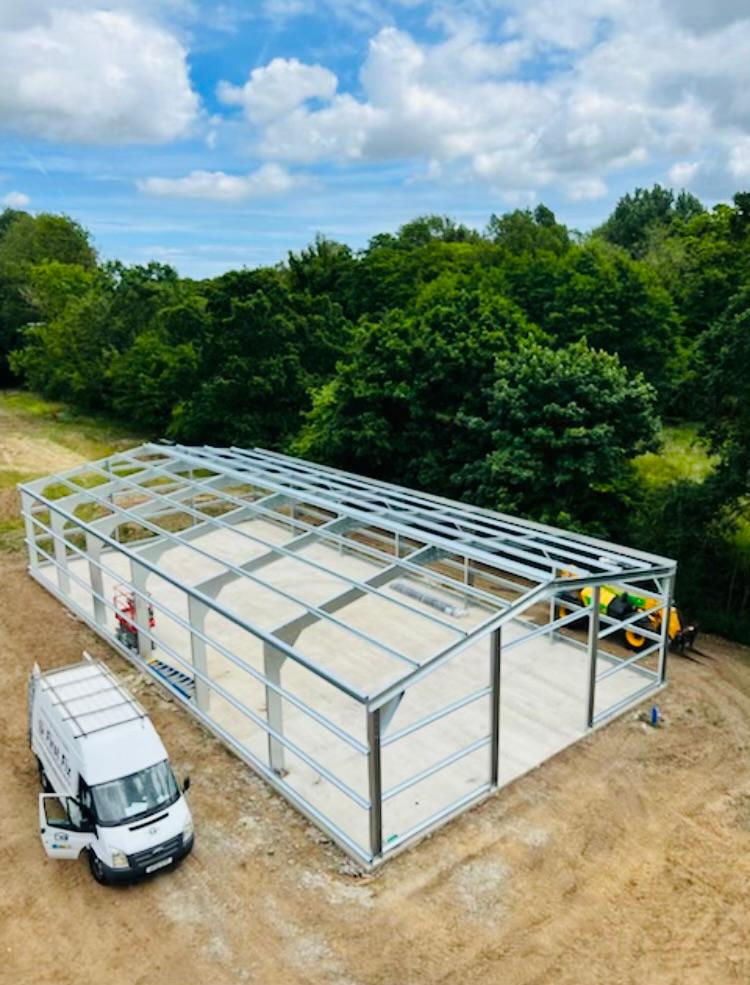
[[544, 242, 680, 397], [170, 268, 351, 446], [286, 235, 357, 317], [598, 184, 704, 257], [456, 340, 659, 534], [369, 214, 480, 252], [0, 212, 97, 382], [295, 275, 539, 491], [699, 286, 750, 496], [110, 327, 200, 433], [486, 205, 570, 256], [9, 263, 113, 407], [9, 260, 191, 413]]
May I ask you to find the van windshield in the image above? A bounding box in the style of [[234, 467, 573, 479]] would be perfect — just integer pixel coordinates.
[[92, 761, 180, 826]]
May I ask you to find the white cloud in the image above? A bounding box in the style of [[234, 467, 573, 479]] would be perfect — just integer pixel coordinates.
[[660, 0, 750, 34], [502, 0, 629, 51], [565, 177, 608, 201], [137, 163, 304, 200], [668, 161, 700, 186], [219, 2, 750, 202], [728, 139, 750, 181], [1, 190, 30, 208], [0, 8, 199, 144], [218, 57, 337, 124]]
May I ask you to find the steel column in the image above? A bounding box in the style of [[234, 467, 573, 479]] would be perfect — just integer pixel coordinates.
[[85, 532, 107, 626], [658, 573, 675, 685], [20, 492, 39, 570], [586, 586, 601, 728], [264, 643, 287, 774], [490, 627, 502, 787], [188, 595, 211, 711], [367, 707, 383, 860], [50, 511, 70, 595], [130, 559, 152, 661]]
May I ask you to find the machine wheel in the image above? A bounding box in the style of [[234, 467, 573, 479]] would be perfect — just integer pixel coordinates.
[[623, 619, 650, 651], [554, 592, 588, 629], [88, 849, 109, 885]]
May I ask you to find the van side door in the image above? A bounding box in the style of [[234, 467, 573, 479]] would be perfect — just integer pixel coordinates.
[[39, 794, 96, 860]]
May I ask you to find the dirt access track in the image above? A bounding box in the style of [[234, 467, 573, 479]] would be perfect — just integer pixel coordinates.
[[1, 556, 749, 985]]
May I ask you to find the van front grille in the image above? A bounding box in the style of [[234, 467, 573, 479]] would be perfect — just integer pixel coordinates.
[[128, 834, 182, 868]]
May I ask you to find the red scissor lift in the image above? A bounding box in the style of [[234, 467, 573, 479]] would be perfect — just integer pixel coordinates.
[[114, 584, 155, 652]]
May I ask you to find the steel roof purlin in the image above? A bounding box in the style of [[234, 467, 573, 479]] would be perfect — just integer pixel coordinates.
[[171, 443, 673, 575], [22, 443, 675, 702]]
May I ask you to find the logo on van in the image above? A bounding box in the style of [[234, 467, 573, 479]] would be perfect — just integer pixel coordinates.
[[40, 720, 72, 782]]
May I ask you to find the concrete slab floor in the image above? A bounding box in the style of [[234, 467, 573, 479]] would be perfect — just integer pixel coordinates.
[[43, 518, 658, 859]]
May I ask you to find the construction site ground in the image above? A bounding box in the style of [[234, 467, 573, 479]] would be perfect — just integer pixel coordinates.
[[2, 392, 750, 985]]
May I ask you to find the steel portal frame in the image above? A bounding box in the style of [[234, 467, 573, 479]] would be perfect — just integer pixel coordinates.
[[20, 444, 676, 867]]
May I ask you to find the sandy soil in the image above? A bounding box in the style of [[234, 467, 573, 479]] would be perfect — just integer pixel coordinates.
[[1, 553, 750, 985]]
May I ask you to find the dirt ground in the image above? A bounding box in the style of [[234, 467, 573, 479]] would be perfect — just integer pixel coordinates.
[[1, 552, 750, 985], [2, 393, 750, 984]]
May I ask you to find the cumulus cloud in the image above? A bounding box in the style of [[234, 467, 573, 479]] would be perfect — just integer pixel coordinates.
[[668, 161, 700, 187], [660, 0, 750, 34], [0, 7, 199, 144], [565, 177, 608, 202], [728, 139, 750, 181], [218, 57, 337, 124], [137, 163, 304, 200], [218, 0, 750, 202], [1, 190, 30, 208]]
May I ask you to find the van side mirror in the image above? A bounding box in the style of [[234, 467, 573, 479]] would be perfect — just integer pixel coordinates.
[[182, 775, 191, 793]]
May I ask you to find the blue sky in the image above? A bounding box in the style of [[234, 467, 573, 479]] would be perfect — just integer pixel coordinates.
[[1, 0, 749, 277]]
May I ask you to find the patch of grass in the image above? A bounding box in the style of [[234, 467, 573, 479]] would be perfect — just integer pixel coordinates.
[[632, 424, 718, 488], [71, 472, 109, 489], [74, 502, 113, 523], [0, 517, 25, 553], [41, 482, 76, 501], [0, 389, 144, 555], [0, 469, 37, 491], [141, 476, 179, 489], [0, 389, 141, 462]]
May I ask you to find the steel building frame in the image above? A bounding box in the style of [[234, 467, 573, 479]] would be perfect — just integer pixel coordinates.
[[20, 444, 676, 867]]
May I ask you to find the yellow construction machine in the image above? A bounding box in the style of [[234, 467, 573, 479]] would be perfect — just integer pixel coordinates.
[[556, 581, 698, 653]]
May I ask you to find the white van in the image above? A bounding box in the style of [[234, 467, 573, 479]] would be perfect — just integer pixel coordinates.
[[29, 653, 194, 884]]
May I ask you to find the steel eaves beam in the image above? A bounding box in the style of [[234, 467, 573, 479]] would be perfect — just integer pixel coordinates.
[[26, 465, 424, 673], [20, 484, 367, 702]]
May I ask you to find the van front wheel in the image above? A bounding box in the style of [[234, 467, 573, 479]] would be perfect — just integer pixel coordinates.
[[88, 850, 109, 885]]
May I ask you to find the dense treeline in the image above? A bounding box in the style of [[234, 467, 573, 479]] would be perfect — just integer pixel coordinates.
[[1, 186, 749, 641]]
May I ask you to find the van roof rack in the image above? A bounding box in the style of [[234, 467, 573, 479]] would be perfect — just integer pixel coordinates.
[[40, 658, 147, 739]]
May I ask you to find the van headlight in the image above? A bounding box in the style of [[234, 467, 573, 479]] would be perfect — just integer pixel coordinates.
[[182, 818, 194, 842], [111, 849, 129, 869]]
